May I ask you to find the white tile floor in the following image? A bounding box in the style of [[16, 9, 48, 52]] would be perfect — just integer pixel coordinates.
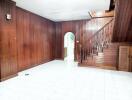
[[0, 60, 132, 100]]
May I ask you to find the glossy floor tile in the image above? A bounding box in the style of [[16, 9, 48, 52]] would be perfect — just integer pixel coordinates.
[[0, 60, 132, 100]]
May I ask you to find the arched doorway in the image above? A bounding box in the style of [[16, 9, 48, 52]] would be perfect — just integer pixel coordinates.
[[64, 32, 75, 61]]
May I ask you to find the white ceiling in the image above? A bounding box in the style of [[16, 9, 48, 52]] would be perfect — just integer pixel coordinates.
[[13, 0, 110, 22]]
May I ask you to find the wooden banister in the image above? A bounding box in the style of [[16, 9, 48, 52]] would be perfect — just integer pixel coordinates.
[[80, 19, 114, 64], [88, 18, 114, 41]]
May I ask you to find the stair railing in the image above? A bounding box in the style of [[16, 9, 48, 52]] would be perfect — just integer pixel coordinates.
[[80, 19, 114, 63]]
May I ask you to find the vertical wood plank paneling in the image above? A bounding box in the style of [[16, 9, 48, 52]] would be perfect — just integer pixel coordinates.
[[55, 23, 63, 59], [16, 7, 56, 71], [112, 0, 132, 42], [0, 0, 18, 81]]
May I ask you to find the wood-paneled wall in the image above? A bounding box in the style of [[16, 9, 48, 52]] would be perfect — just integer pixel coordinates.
[[16, 7, 56, 71], [112, 0, 132, 42], [55, 18, 113, 60], [55, 23, 62, 59], [0, 0, 17, 81], [0, 0, 56, 81]]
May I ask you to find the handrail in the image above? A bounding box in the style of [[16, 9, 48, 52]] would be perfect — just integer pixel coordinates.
[[88, 18, 114, 41], [80, 19, 114, 63]]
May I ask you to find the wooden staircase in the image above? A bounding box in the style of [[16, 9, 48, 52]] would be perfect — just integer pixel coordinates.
[[79, 19, 117, 69]]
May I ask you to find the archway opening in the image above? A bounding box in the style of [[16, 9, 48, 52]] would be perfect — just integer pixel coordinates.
[[64, 32, 75, 61]]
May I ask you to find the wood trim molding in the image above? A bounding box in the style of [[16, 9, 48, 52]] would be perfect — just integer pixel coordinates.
[[0, 74, 18, 82]]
